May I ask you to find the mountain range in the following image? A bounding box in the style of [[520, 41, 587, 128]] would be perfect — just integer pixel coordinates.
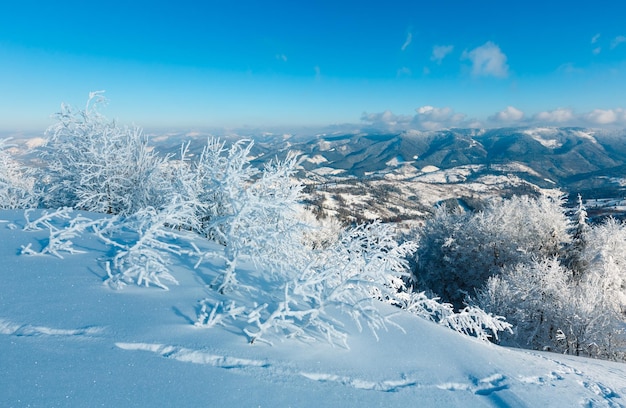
[[236, 127, 626, 223], [9, 126, 626, 224]]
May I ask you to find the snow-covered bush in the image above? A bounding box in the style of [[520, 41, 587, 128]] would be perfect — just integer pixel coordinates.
[[95, 198, 196, 290], [288, 221, 418, 342], [40, 92, 168, 214], [192, 141, 309, 293], [195, 221, 419, 346], [0, 138, 37, 209], [415, 195, 571, 308], [477, 257, 624, 358], [20, 207, 100, 258], [477, 257, 570, 350], [390, 290, 511, 342]]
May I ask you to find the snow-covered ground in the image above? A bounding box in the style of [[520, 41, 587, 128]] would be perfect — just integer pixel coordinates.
[[2, 209, 626, 407]]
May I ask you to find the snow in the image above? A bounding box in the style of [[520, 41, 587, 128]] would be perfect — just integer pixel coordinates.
[[385, 156, 411, 167], [572, 129, 598, 144], [489, 162, 543, 178], [311, 166, 346, 176], [2, 209, 626, 407], [421, 165, 440, 173], [522, 127, 563, 148], [305, 154, 329, 165]]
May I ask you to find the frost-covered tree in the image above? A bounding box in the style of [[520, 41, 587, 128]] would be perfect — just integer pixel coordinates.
[[580, 217, 626, 314], [40, 92, 168, 214], [477, 257, 569, 350], [0, 138, 37, 209], [565, 194, 589, 276], [415, 195, 571, 308]]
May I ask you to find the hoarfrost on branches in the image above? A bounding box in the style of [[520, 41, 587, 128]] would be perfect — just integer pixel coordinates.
[[41, 92, 168, 214], [20, 208, 101, 259], [0, 138, 37, 209], [191, 140, 309, 293], [96, 200, 196, 290], [414, 194, 571, 308]]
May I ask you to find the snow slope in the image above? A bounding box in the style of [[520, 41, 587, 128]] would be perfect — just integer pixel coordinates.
[[1, 209, 626, 407]]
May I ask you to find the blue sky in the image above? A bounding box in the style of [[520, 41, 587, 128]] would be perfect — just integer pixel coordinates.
[[1, 0, 626, 132]]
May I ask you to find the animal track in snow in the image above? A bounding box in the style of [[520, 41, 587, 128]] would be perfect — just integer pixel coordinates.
[[115, 342, 270, 369], [301, 371, 511, 396], [436, 373, 509, 396], [0, 318, 103, 337], [523, 351, 621, 407], [300, 372, 417, 392]]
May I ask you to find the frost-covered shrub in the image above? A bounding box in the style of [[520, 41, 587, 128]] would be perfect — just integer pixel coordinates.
[[477, 257, 570, 350], [0, 138, 37, 209], [18, 200, 194, 291], [196, 221, 419, 346], [40, 92, 168, 214], [20, 207, 101, 258], [287, 221, 419, 342], [95, 199, 196, 290], [477, 257, 624, 358], [394, 290, 511, 342], [192, 142, 309, 293], [415, 195, 571, 308]]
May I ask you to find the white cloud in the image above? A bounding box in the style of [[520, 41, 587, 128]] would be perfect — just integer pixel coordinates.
[[361, 106, 468, 131], [416, 106, 453, 121], [401, 33, 413, 51], [490, 106, 524, 122], [276, 54, 288, 62], [431, 45, 454, 64], [534, 108, 574, 123], [361, 106, 626, 131], [414, 106, 467, 130], [591, 34, 602, 54], [591, 33, 601, 44], [462, 41, 509, 78], [584, 108, 626, 125], [361, 110, 412, 129], [611, 35, 626, 49]]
